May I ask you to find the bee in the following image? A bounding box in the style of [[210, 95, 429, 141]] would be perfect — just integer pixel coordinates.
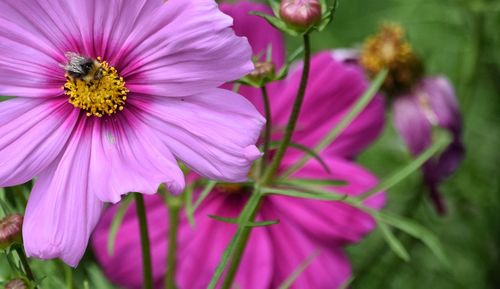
[[62, 52, 103, 82]]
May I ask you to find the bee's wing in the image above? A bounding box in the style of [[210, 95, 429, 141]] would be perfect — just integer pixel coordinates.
[[62, 52, 87, 73]]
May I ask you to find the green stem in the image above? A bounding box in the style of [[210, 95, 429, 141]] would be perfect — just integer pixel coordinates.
[[64, 264, 73, 289], [207, 187, 263, 289], [260, 85, 272, 175], [135, 193, 153, 289], [165, 196, 182, 289], [260, 34, 311, 185], [220, 193, 263, 289], [14, 245, 37, 288]]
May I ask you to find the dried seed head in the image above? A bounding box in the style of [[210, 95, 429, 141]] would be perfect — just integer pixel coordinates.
[[0, 214, 23, 249], [360, 24, 424, 95], [280, 0, 322, 30]]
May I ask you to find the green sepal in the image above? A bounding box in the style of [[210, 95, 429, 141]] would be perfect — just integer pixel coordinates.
[[268, 0, 281, 18], [250, 11, 300, 37], [316, 0, 340, 32]]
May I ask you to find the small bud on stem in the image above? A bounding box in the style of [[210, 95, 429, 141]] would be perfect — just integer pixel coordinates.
[[280, 0, 322, 31], [0, 214, 23, 249], [247, 61, 276, 83], [5, 279, 28, 289]]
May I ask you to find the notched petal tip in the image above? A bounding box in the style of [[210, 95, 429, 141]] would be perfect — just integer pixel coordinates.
[[244, 145, 263, 161]]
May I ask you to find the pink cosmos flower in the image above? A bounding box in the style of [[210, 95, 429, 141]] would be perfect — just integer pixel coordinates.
[[0, 0, 264, 266], [91, 2, 386, 288]]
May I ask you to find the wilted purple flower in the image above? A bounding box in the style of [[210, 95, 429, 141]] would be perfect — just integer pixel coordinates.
[[360, 24, 464, 214], [0, 0, 263, 266], [393, 77, 464, 213], [91, 2, 386, 288]]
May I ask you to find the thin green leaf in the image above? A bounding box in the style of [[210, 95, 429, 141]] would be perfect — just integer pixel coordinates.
[[360, 129, 452, 199], [192, 181, 217, 212], [377, 212, 450, 268], [281, 178, 347, 187], [262, 187, 347, 201], [107, 195, 133, 255], [270, 141, 331, 174], [277, 251, 320, 289], [208, 215, 279, 227], [282, 69, 388, 178], [378, 221, 410, 261]]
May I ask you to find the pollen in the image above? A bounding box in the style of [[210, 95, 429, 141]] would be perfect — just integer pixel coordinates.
[[360, 24, 423, 94], [64, 58, 129, 117]]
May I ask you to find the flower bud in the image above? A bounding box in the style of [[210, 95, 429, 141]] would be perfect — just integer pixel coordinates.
[[0, 214, 23, 249], [247, 61, 276, 84], [5, 279, 28, 289], [280, 0, 322, 31]]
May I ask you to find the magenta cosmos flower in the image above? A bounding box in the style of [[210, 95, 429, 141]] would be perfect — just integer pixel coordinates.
[[91, 2, 386, 288], [0, 0, 264, 266]]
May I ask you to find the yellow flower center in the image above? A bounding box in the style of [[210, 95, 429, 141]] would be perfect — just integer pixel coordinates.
[[63, 58, 129, 117]]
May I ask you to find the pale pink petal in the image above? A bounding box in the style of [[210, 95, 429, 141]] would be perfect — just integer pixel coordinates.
[[272, 156, 385, 245], [0, 0, 65, 97], [269, 52, 385, 159], [88, 107, 185, 203], [0, 98, 78, 187], [134, 89, 265, 182], [23, 119, 103, 267], [393, 89, 433, 155], [421, 77, 462, 135], [120, 0, 253, 97], [64, 0, 162, 61], [260, 206, 352, 289]]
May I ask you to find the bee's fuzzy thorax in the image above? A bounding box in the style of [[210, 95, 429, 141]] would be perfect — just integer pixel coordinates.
[[63, 55, 128, 117]]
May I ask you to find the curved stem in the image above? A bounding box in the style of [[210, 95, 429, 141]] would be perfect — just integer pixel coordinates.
[[260, 85, 272, 175], [135, 193, 154, 289], [165, 196, 182, 289], [14, 245, 37, 288], [260, 34, 311, 185]]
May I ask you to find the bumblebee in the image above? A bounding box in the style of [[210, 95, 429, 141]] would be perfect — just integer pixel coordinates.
[[62, 52, 103, 82]]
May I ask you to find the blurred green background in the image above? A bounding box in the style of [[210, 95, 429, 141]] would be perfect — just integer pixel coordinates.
[[298, 0, 500, 288], [1, 0, 499, 288]]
